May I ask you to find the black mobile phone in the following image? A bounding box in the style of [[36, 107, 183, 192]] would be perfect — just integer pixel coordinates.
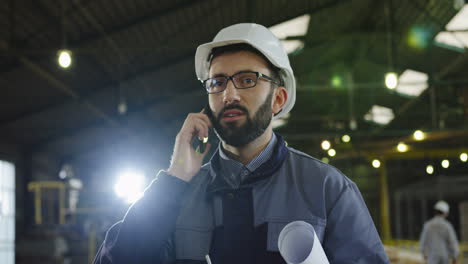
[[194, 104, 215, 154]]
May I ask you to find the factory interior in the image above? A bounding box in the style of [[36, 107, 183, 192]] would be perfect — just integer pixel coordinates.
[[1, 0, 468, 263]]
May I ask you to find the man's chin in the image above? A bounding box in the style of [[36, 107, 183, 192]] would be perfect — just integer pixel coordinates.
[[221, 119, 245, 128]]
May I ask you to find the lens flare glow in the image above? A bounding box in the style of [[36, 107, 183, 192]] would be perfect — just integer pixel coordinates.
[[114, 170, 145, 203]]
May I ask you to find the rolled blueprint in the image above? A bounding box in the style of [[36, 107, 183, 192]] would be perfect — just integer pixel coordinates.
[[278, 221, 329, 264]]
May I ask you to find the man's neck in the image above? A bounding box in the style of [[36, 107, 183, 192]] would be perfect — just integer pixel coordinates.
[[221, 129, 273, 165]]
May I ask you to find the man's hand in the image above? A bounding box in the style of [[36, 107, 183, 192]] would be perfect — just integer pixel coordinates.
[[167, 110, 212, 182]]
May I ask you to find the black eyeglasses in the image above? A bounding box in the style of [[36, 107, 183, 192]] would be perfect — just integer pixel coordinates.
[[202, 71, 281, 94]]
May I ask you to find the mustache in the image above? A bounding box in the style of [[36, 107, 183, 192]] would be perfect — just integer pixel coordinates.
[[205, 104, 249, 121], [219, 104, 249, 117], [217, 104, 249, 120], [205, 104, 249, 119]]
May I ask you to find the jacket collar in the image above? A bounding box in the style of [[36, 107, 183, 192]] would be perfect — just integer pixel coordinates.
[[206, 132, 289, 194]]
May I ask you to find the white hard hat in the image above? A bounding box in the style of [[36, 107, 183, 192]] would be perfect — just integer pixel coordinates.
[[195, 23, 296, 119], [434, 200, 449, 214]]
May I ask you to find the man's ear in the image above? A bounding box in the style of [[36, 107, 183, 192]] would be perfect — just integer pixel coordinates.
[[272, 86, 288, 115]]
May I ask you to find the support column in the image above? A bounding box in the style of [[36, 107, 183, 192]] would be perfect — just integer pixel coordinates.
[[379, 159, 392, 241], [395, 193, 402, 239], [406, 195, 414, 239]]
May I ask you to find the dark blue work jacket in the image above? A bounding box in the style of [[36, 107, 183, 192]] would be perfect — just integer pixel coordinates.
[[94, 135, 389, 264]]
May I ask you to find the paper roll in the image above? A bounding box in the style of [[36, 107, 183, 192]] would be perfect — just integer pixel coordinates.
[[278, 221, 329, 264]]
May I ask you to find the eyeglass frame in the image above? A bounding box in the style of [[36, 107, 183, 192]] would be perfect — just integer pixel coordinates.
[[201, 71, 282, 94]]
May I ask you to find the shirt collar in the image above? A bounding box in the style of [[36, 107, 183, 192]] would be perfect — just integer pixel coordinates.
[[207, 133, 289, 193], [218, 133, 277, 172]]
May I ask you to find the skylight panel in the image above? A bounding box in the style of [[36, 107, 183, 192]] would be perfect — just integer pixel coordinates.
[[395, 69, 429, 97], [269, 14, 310, 54], [446, 4, 468, 31], [364, 105, 395, 125], [434, 4, 468, 51]]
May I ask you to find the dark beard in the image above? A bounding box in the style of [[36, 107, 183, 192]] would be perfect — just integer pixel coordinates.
[[206, 91, 273, 147]]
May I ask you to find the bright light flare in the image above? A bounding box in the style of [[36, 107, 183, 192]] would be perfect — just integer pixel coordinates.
[[426, 165, 434, 174], [385, 72, 398, 89], [460, 153, 468, 162], [372, 159, 381, 168], [341, 135, 351, 143], [413, 130, 425, 141], [397, 142, 409, 152], [114, 170, 145, 203], [328, 149, 336, 157], [321, 140, 331, 150], [441, 159, 450, 169], [58, 49, 72, 68]]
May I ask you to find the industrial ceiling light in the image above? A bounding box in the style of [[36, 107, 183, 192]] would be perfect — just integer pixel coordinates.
[[426, 165, 434, 174], [413, 130, 425, 141], [58, 2, 72, 69], [341, 135, 351, 143], [385, 72, 398, 89], [460, 153, 468, 162], [441, 159, 450, 169], [327, 149, 336, 157], [321, 140, 331, 150], [397, 142, 409, 152], [372, 159, 381, 168], [58, 49, 72, 68]]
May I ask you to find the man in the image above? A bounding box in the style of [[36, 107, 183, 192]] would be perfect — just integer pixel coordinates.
[[94, 23, 388, 264], [419, 200, 459, 264]]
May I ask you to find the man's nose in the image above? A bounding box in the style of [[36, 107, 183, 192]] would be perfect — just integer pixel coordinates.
[[223, 80, 240, 104]]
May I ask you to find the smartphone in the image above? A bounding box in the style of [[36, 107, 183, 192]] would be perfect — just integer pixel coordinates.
[[194, 104, 216, 153]]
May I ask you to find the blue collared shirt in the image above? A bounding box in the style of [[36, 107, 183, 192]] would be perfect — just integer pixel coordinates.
[[218, 133, 277, 188]]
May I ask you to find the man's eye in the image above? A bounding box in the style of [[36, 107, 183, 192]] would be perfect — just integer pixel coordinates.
[[242, 78, 254, 84], [212, 79, 225, 87]]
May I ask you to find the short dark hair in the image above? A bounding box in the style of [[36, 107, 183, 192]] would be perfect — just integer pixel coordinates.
[[209, 43, 283, 86]]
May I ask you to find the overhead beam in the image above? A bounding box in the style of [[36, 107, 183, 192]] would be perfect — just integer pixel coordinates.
[[59, 90, 204, 164], [73, 0, 204, 47], [1, 0, 347, 128], [29, 95, 170, 152], [0, 0, 95, 72], [0, 50, 193, 128], [0, 39, 127, 132], [334, 147, 468, 161], [370, 0, 463, 133]]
